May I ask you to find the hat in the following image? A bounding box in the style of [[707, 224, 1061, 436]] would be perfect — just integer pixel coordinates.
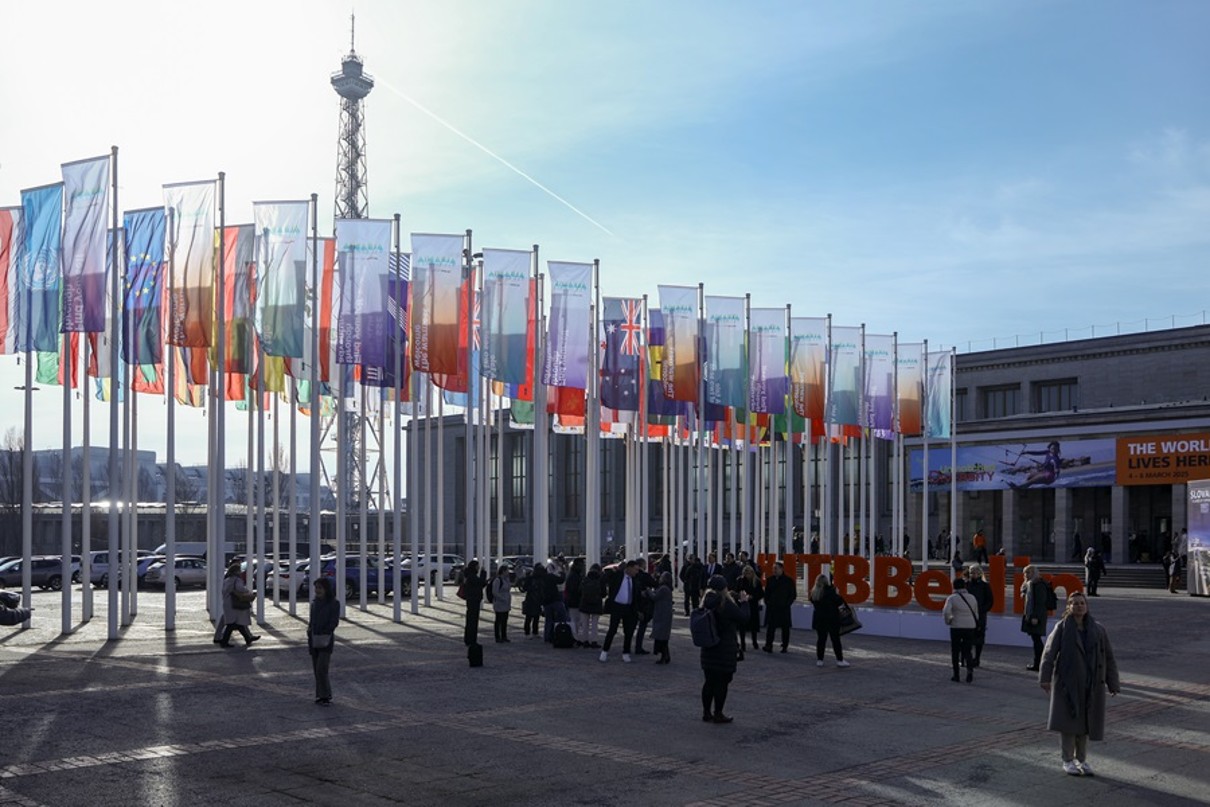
[[707, 574, 727, 592]]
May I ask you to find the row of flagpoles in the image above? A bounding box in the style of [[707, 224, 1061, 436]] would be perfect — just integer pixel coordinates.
[[0, 148, 960, 638]]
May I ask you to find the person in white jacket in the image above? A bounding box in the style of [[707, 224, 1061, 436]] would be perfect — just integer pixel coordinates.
[[943, 578, 981, 683]]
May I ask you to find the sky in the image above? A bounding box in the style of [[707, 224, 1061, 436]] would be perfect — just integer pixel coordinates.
[[1, 0, 1208, 466]]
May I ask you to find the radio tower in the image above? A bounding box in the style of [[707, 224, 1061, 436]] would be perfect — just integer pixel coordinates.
[[332, 14, 373, 219], [327, 15, 382, 513]]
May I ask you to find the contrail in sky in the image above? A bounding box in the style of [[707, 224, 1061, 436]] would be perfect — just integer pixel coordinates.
[[378, 78, 615, 237]]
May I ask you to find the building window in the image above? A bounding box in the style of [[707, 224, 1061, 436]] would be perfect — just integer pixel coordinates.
[[650, 445, 663, 519], [980, 385, 1020, 418], [509, 433, 527, 521], [955, 388, 968, 423], [489, 435, 499, 518], [563, 437, 581, 520], [455, 437, 465, 523], [1034, 379, 1077, 413], [600, 444, 612, 520]]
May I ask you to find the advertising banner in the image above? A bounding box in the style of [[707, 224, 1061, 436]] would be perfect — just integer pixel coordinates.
[[1188, 480, 1210, 597], [1116, 433, 1210, 486], [909, 438, 1117, 491]]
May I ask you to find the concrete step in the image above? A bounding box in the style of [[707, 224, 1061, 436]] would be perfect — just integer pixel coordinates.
[[1027, 563, 1183, 590]]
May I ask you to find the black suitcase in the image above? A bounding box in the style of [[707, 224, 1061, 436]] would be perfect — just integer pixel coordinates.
[[468, 642, 484, 667]]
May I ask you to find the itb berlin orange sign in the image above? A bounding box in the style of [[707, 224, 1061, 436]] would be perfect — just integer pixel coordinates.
[[756, 554, 1083, 614], [1116, 433, 1210, 486]]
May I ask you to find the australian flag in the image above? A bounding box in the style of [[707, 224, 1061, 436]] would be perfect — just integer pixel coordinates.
[[600, 297, 641, 411]]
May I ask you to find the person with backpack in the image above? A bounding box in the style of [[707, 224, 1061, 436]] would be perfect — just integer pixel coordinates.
[[943, 577, 980, 683], [698, 574, 750, 723], [578, 563, 605, 648], [489, 564, 512, 643], [647, 572, 674, 664], [1021, 564, 1052, 671], [809, 572, 849, 668]]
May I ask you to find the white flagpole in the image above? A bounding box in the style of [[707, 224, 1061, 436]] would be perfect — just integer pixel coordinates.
[[21, 352, 32, 628], [423, 374, 432, 606], [436, 385, 445, 600], [82, 332, 93, 623], [859, 326, 867, 559], [391, 213, 402, 622], [213, 173, 227, 624], [164, 207, 177, 630], [358, 385, 368, 610], [378, 386, 387, 606], [730, 406, 739, 556], [587, 260, 601, 564], [256, 344, 267, 625], [105, 148, 120, 639], [408, 375, 419, 615], [534, 269, 548, 566], [740, 293, 750, 557], [822, 314, 832, 555], [288, 377, 298, 616], [336, 366, 347, 613], [640, 295, 650, 563], [784, 305, 793, 557], [307, 194, 321, 598], [922, 338, 930, 571], [273, 389, 281, 607], [61, 336, 74, 635], [949, 346, 958, 562], [891, 334, 899, 557]]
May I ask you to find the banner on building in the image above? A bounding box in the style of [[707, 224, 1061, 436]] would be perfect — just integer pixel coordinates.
[[909, 438, 1117, 491], [1116, 433, 1210, 486], [1187, 480, 1210, 597]]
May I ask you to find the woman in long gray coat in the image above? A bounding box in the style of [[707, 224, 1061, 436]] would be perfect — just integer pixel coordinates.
[[1039, 591, 1120, 777], [647, 572, 674, 664], [219, 562, 261, 647]]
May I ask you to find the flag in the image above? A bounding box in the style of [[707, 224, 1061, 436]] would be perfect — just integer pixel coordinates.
[[542, 261, 592, 389], [864, 333, 895, 436], [334, 217, 392, 369], [748, 307, 787, 415], [646, 309, 683, 420], [600, 297, 641, 411], [481, 247, 530, 384], [122, 208, 166, 366], [925, 349, 953, 439], [705, 295, 745, 408], [299, 237, 337, 382], [164, 180, 215, 347], [657, 284, 699, 402], [409, 233, 463, 375], [35, 334, 80, 388], [60, 155, 109, 333], [826, 325, 862, 427], [790, 316, 826, 426], [0, 207, 22, 353], [17, 183, 63, 352], [253, 201, 309, 358], [88, 229, 119, 382], [219, 224, 256, 375], [361, 251, 411, 390], [897, 342, 924, 436]]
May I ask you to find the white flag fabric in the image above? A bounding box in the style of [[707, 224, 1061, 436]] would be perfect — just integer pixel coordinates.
[[253, 201, 310, 358], [334, 218, 393, 367], [60, 155, 110, 333], [163, 180, 216, 347]]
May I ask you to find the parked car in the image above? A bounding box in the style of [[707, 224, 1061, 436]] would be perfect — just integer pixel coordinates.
[[91, 554, 165, 588], [0, 556, 70, 590], [318, 556, 396, 598], [495, 555, 533, 585], [267, 559, 314, 598], [142, 557, 207, 588], [399, 554, 466, 584]]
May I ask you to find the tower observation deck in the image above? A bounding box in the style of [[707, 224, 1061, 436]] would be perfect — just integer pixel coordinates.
[[332, 17, 374, 220]]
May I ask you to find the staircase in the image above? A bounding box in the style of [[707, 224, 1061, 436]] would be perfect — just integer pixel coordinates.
[[1033, 563, 1180, 590]]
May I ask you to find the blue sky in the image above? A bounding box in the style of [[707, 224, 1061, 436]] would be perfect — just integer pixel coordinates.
[[1, 0, 1207, 462]]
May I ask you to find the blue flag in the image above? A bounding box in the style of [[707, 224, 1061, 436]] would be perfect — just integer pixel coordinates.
[[122, 208, 166, 365], [17, 183, 63, 352]]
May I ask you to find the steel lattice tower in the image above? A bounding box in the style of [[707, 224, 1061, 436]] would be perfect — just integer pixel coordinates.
[[332, 16, 373, 220]]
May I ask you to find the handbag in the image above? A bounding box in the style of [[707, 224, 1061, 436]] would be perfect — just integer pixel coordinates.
[[456, 583, 467, 600], [837, 600, 862, 636], [309, 633, 331, 650], [231, 588, 253, 610]]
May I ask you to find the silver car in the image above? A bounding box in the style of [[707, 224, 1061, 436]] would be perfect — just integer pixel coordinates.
[[142, 557, 208, 589]]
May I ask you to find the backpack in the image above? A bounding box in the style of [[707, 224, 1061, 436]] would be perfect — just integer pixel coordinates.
[[1044, 580, 1058, 611], [485, 579, 496, 604], [690, 606, 720, 649], [552, 621, 575, 649]]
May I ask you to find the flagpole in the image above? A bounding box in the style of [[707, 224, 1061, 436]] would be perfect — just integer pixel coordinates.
[[730, 405, 739, 556], [308, 194, 321, 597], [357, 384, 367, 610], [288, 376, 298, 616], [20, 350, 32, 628], [408, 373, 419, 615], [859, 326, 867, 560], [104, 154, 120, 639], [82, 331, 93, 623], [423, 369, 433, 606], [378, 386, 387, 607], [695, 282, 705, 563], [460, 229, 472, 579], [391, 213, 402, 622], [784, 304, 793, 557], [640, 294, 649, 562], [61, 332, 73, 635], [213, 173, 227, 624], [587, 259, 601, 565], [436, 385, 444, 600], [891, 333, 899, 557], [164, 207, 177, 630], [123, 311, 136, 623], [949, 346, 958, 562], [822, 313, 832, 555], [922, 338, 930, 572], [740, 293, 750, 557], [531, 250, 545, 564], [273, 390, 281, 607], [256, 345, 267, 624]]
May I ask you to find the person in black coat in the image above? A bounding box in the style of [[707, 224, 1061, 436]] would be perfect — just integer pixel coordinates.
[[540, 561, 566, 643], [633, 560, 657, 655], [699, 575, 750, 724], [1084, 547, 1106, 596], [964, 564, 996, 668], [0, 591, 32, 627], [762, 561, 797, 653], [307, 578, 341, 705], [721, 553, 742, 591], [736, 565, 764, 655], [809, 573, 849, 667], [700, 552, 722, 590], [519, 564, 546, 637], [680, 555, 704, 615], [459, 560, 488, 646]]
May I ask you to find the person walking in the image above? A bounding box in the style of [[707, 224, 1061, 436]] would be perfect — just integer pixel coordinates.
[[1021, 564, 1051, 671], [680, 554, 704, 615], [648, 572, 674, 664], [965, 564, 996, 668], [1163, 549, 1182, 594], [219, 562, 261, 648], [699, 575, 750, 724], [632, 559, 657, 655], [307, 577, 340, 705], [1084, 547, 1106, 596], [0, 591, 32, 627], [489, 564, 512, 643], [943, 578, 980, 683], [809, 573, 849, 668], [763, 561, 796, 654], [1039, 591, 1121, 776], [600, 560, 640, 663], [519, 564, 545, 638], [972, 530, 990, 563], [736, 565, 764, 655], [579, 563, 605, 648], [459, 560, 488, 646]]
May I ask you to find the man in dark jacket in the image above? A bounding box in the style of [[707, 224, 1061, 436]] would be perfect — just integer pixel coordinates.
[[964, 564, 995, 668], [600, 561, 640, 663], [721, 553, 742, 591], [1, 591, 32, 627], [762, 561, 797, 653], [632, 559, 657, 654], [701, 552, 722, 590], [680, 554, 704, 615]]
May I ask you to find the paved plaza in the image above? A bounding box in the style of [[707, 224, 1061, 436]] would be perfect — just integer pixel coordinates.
[[0, 582, 1207, 806]]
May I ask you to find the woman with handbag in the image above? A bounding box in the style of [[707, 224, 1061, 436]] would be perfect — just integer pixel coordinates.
[[809, 573, 849, 668], [307, 577, 340, 705], [942, 578, 980, 683], [219, 562, 261, 648]]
